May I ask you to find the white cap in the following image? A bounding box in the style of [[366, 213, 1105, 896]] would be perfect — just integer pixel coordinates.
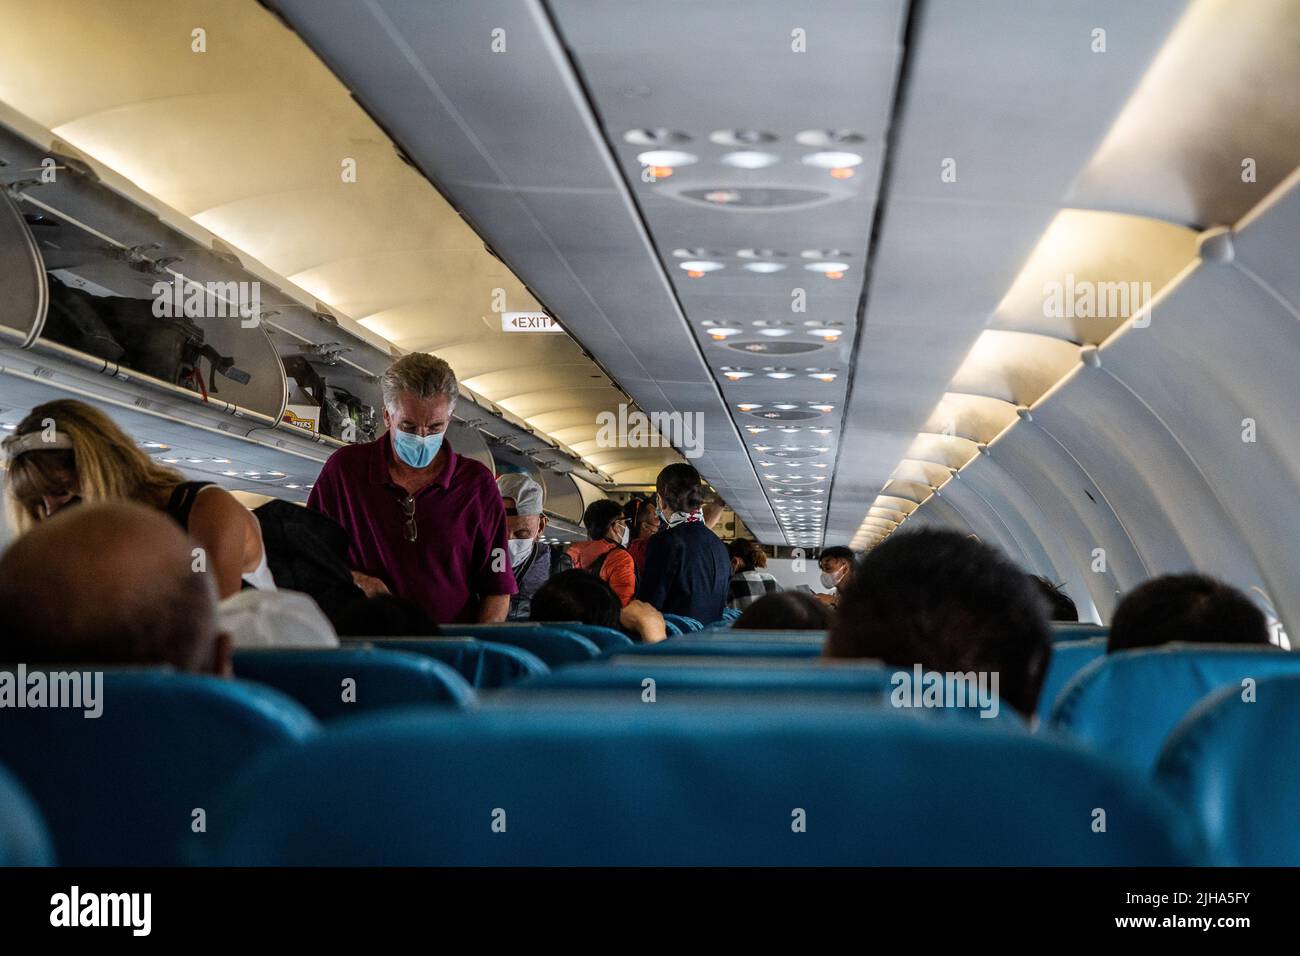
[[217, 589, 339, 649]]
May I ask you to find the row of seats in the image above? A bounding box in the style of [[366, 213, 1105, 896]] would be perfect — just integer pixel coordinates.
[[6, 670, 1295, 865]]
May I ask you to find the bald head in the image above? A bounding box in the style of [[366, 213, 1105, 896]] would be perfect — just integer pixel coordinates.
[[0, 501, 225, 672]]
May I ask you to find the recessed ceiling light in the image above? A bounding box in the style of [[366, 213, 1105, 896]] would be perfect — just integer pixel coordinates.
[[812, 428, 832, 435], [705, 326, 742, 339], [743, 262, 786, 274], [720, 150, 780, 169], [212, 458, 231, 463], [804, 261, 850, 274], [222, 470, 239, 477], [142, 441, 168, 449], [810, 404, 835, 412], [774, 403, 798, 411], [637, 149, 698, 168], [746, 426, 768, 434], [808, 327, 843, 339], [759, 328, 793, 337], [754, 445, 772, 452], [161, 458, 180, 463], [809, 372, 838, 381], [767, 371, 795, 379], [801, 151, 864, 169], [285, 483, 300, 489], [723, 371, 752, 380], [679, 260, 723, 273], [738, 403, 762, 411]]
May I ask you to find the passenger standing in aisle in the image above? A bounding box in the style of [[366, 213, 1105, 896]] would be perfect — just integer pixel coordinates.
[[567, 499, 637, 606], [307, 353, 516, 624], [639, 463, 731, 625]]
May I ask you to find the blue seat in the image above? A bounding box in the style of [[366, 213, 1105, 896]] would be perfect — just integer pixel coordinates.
[[435, 624, 600, 667], [0, 764, 54, 866], [207, 707, 1205, 865], [1036, 638, 1107, 723], [1156, 675, 1300, 866], [0, 671, 317, 866], [510, 660, 893, 699], [1049, 644, 1300, 772], [545, 622, 634, 651], [1050, 622, 1108, 643], [233, 648, 475, 720], [366, 638, 547, 688], [662, 614, 704, 633], [610, 636, 825, 659]]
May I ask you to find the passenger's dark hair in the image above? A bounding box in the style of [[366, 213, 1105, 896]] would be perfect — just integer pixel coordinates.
[[333, 594, 440, 637], [728, 538, 767, 572], [1032, 576, 1078, 622], [825, 529, 1051, 718], [818, 546, 856, 566], [531, 569, 622, 629], [655, 463, 707, 514], [623, 496, 658, 538], [582, 499, 625, 540], [1107, 574, 1270, 653], [735, 591, 831, 631]]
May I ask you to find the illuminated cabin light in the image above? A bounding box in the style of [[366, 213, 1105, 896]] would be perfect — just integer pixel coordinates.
[[738, 403, 762, 411], [161, 458, 180, 463], [810, 404, 835, 412], [285, 483, 300, 489], [680, 260, 724, 274], [825, 271, 845, 280], [687, 270, 705, 278], [142, 441, 168, 449], [774, 403, 797, 410], [766, 371, 795, 379], [812, 428, 832, 435], [743, 262, 786, 274], [754, 445, 772, 451], [801, 151, 864, 169], [636, 149, 698, 168], [720, 150, 780, 169], [810, 372, 838, 381], [185, 457, 204, 463], [723, 371, 752, 380], [804, 261, 849, 274], [808, 327, 842, 339], [758, 328, 793, 337], [212, 458, 231, 463], [746, 426, 768, 434], [707, 326, 742, 339], [830, 166, 855, 180], [222, 470, 239, 477], [648, 165, 674, 179]]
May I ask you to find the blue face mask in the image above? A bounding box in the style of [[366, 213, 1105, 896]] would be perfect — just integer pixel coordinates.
[[392, 428, 444, 469]]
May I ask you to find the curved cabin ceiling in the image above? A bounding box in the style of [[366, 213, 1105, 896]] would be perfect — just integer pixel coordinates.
[[0, 0, 680, 486]]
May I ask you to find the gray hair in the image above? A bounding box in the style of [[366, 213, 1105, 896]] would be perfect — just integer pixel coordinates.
[[380, 353, 458, 412]]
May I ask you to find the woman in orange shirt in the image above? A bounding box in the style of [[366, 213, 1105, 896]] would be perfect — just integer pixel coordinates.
[[566, 499, 637, 606]]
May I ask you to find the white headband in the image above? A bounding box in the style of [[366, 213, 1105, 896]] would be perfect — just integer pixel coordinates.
[[3, 430, 74, 460]]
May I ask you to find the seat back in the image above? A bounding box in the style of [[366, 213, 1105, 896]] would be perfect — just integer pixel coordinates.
[[208, 707, 1205, 865], [1036, 638, 1107, 722], [610, 635, 825, 659], [435, 624, 600, 666], [662, 613, 704, 633], [0, 670, 317, 865], [1156, 675, 1300, 865], [1050, 622, 1108, 643], [0, 764, 54, 866], [365, 638, 548, 687], [233, 648, 475, 720], [511, 659, 893, 699], [545, 622, 634, 651], [1049, 644, 1300, 771]]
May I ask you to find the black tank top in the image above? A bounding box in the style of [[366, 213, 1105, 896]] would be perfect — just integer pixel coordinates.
[[163, 480, 215, 532]]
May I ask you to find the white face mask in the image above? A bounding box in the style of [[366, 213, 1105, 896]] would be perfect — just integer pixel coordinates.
[[820, 569, 840, 590], [507, 537, 535, 566], [620, 526, 630, 546]]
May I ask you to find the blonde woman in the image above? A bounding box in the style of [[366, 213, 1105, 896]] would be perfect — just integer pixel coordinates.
[[3, 399, 273, 598]]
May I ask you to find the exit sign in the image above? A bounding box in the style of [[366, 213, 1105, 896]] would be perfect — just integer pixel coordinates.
[[502, 312, 563, 333]]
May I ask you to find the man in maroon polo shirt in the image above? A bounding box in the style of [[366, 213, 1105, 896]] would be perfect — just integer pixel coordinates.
[[307, 353, 515, 624]]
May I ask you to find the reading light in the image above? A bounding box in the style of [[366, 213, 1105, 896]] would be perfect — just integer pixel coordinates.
[[720, 151, 780, 169], [801, 151, 863, 169], [637, 150, 698, 168]]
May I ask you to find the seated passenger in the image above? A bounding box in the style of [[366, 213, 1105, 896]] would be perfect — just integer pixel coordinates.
[[1032, 576, 1079, 622], [497, 472, 571, 620], [624, 495, 660, 573], [639, 463, 731, 625], [3, 399, 273, 598], [727, 538, 781, 610], [0, 501, 232, 674], [217, 590, 340, 648], [530, 569, 666, 643], [734, 591, 831, 631], [567, 499, 637, 606], [1107, 573, 1273, 653], [816, 545, 856, 608], [825, 529, 1050, 718]]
